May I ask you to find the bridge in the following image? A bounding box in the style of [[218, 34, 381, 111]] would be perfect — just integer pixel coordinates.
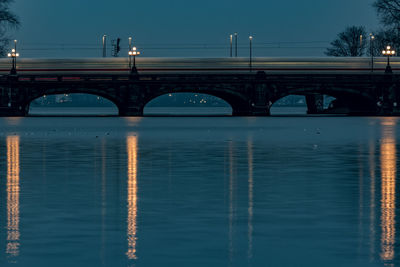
[[0, 71, 399, 116]]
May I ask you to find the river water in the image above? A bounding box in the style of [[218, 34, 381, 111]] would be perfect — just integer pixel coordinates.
[[0, 109, 399, 266]]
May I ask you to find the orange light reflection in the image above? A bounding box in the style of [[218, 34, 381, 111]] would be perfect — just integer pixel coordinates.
[[6, 136, 20, 258], [380, 119, 396, 261], [247, 139, 253, 259], [126, 135, 138, 260], [369, 140, 376, 259]]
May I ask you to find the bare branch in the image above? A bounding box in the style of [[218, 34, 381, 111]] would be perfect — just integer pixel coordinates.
[[325, 26, 367, 57], [373, 0, 400, 26]]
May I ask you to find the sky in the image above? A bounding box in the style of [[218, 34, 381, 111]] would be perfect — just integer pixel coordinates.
[[12, 0, 380, 58]]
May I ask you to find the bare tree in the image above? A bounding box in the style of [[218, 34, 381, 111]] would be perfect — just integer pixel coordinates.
[[373, 0, 400, 27], [367, 29, 399, 56], [325, 26, 367, 57], [0, 0, 19, 56]]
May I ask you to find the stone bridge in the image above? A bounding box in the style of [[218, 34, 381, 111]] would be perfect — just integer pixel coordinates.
[[0, 72, 398, 116]]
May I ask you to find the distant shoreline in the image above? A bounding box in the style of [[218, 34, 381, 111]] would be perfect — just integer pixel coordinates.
[[30, 104, 307, 108]]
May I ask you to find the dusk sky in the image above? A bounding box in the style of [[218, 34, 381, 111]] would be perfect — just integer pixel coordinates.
[[13, 0, 379, 57]]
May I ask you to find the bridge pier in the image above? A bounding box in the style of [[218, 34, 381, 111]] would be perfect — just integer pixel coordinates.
[[0, 81, 29, 116], [119, 107, 143, 117], [232, 104, 270, 116], [117, 84, 145, 116], [0, 106, 27, 116], [392, 85, 400, 115], [234, 81, 271, 116], [232, 108, 270, 116], [375, 78, 398, 115], [306, 94, 324, 114], [249, 106, 271, 116]]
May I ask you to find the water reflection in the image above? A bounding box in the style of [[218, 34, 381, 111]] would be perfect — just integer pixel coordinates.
[[4, 117, 22, 126], [126, 135, 138, 260], [101, 139, 107, 263], [228, 141, 235, 262], [369, 140, 376, 260], [0, 116, 399, 265], [124, 117, 142, 127], [358, 144, 365, 252], [6, 136, 20, 259], [247, 139, 253, 260], [379, 118, 396, 262]]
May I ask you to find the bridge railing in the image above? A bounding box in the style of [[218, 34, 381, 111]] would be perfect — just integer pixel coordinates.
[[0, 72, 395, 85]]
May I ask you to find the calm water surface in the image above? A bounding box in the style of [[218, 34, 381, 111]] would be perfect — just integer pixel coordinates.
[[0, 110, 399, 266]]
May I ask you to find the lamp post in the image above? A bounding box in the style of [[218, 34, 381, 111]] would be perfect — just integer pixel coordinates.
[[128, 46, 141, 74], [370, 34, 375, 72], [234, 32, 238, 57], [7, 40, 19, 75], [382, 45, 395, 73], [229, 34, 233, 57], [102, 35, 107, 57], [128, 37, 133, 69], [249, 36, 253, 72]]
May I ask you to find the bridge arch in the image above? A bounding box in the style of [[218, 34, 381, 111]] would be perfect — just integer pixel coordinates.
[[23, 88, 123, 116], [140, 85, 250, 116], [270, 87, 377, 115], [270, 95, 308, 115], [143, 93, 232, 115]]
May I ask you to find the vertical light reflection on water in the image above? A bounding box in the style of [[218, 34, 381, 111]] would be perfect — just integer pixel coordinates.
[[379, 118, 396, 262], [358, 145, 364, 252], [228, 141, 235, 262], [100, 139, 107, 263], [247, 138, 253, 260], [6, 136, 20, 259], [4, 118, 22, 126], [126, 135, 138, 260], [369, 140, 376, 260]]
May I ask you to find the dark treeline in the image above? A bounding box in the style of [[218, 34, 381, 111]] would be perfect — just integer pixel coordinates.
[[31, 93, 232, 108], [0, 0, 18, 55], [326, 0, 400, 56]]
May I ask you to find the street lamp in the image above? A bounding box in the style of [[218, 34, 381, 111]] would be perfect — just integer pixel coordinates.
[[249, 36, 253, 72], [234, 32, 238, 57], [128, 46, 141, 74], [7, 40, 19, 75], [370, 33, 375, 72], [229, 34, 233, 57], [128, 37, 133, 69], [382, 45, 395, 73], [102, 35, 107, 57]]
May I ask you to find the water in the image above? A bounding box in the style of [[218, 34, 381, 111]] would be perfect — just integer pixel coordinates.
[[29, 106, 308, 116], [29, 106, 119, 116], [0, 109, 399, 266]]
